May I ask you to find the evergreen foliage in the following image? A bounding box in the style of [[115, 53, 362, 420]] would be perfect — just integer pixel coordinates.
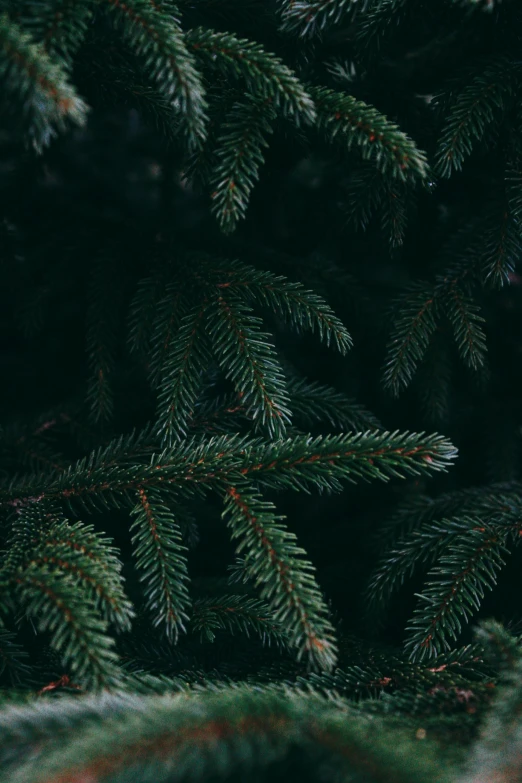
[[0, 0, 520, 779]]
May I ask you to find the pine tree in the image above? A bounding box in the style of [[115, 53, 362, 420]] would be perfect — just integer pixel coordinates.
[[0, 0, 520, 780]]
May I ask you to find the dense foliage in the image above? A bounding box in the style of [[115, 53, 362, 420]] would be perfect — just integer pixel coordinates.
[[0, 0, 521, 780]]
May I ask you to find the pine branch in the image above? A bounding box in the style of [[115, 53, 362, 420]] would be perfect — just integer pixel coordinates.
[[450, 0, 498, 9], [186, 27, 316, 125], [147, 282, 191, 389], [434, 59, 513, 178], [355, 0, 410, 55], [475, 619, 520, 674], [384, 257, 487, 394], [128, 271, 170, 360], [190, 392, 252, 435], [85, 257, 121, 424], [490, 159, 522, 286], [155, 299, 212, 444], [2, 687, 309, 783], [482, 211, 519, 289], [342, 166, 385, 232], [23, 0, 93, 65], [416, 337, 452, 425], [223, 483, 337, 670], [191, 594, 289, 647], [459, 622, 522, 783], [310, 86, 429, 182], [296, 642, 490, 701], [32, 518, 135, 632], [286, 376, 382, 432], [241, 430, 457, 492], [380, 182, 411, 247], [366, 516, 488, 619], [377, 485, 522, 548], [0, 629, 31, 685], [3, 419, 67, 475], [2, 503, 54, 574], [79, 422, 159, 470], [365, 684, 490, 732], [0, 0, 517, 756], [130, 487, 191, 641], [0, 13, 88, 150], [210, 95, 276, 233], [441, 285, 487, 370], [295, 662, 392, 699], [198, 257, 353, 353], [117, 670, 196, 695], [0, 430, 456, 509], [0, 688, 146, 776], [103, 0, 208, 146], [0, 686, 447, 783], [183, 85, 242, 188], [206, 291, 292, 439], [173, 501, 200, 548], [341, 166, 412, 246], [12, 563, 121, 689], [383, 283, 439, 396], [279, 0, 357, 37], [405, 525, 509, 661]]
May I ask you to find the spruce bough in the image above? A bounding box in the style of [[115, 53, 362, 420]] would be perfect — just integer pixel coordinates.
[[0, 0, 520, 780]]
